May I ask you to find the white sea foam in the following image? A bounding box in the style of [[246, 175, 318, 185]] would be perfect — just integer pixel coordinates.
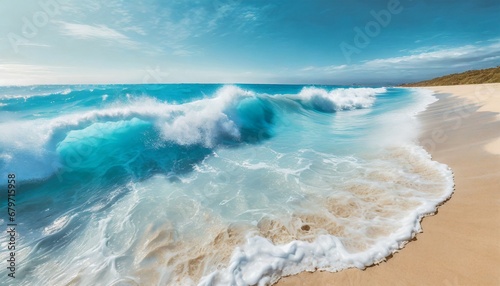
[[43, 215, 72, 235], [194, 88, 454, 285], [25, 144, 453, 286], [7, 86, 456, 286], [0, 85, 385, 181], [0, 87, 74, 100], [198, 145, 454, 286], [0, 85, 384, 148], [293, 87, 386, 112], [368, 88, 438, 148]]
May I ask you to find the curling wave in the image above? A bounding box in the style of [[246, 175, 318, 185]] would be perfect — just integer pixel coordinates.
[[0, 85, 385, 181]]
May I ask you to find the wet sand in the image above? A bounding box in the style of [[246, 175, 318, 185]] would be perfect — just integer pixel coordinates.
[[277, 83, 500, 285]]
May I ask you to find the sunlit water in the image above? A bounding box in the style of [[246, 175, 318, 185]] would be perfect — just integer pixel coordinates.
[[0, 84, 453, 285]]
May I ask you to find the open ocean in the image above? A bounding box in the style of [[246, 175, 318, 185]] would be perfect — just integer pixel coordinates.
[[0, 84, 453, 285]]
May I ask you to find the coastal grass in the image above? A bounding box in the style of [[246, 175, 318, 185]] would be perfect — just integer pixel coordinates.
[[401, 66, 500, 87]]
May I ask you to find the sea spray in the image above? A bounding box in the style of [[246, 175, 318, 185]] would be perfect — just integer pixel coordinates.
[[0, 85, 453, 285]]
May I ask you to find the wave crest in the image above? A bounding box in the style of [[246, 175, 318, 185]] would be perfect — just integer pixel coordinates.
[[0, 85, 384, 181], [292, 87, 386, 112]]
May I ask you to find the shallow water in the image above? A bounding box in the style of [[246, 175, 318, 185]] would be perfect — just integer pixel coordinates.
[[0, 84, 453, 285]]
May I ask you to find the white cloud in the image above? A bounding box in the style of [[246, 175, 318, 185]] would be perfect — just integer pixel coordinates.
[[208, 3, 235, 30], [301, 64, 347, 73], [59, 22, 139, 49], [0, 63, 149, 86], [481, 55, 500, 62], [403, 45, 448, 54], [305, 40, 500, 74], [363, 40, 500, 69], [12, 41, 51, 48], [324, 65, 347, 72], [301, 66, 315, 71], [0, 63, 58, 86], [123, 25, 147, 36], [243, 11, 257, 21], [152, 2, 264, 56], [60, 22, 126, 40], [296, 39, 500, 84]]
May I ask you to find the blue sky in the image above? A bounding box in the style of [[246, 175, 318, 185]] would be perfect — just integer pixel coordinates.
[[0, 0, 499, 85]]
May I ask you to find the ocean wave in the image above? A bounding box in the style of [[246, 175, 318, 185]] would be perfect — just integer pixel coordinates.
[[199, 145, 454, 286], [0, 85, 456, 286], [0, 87, 73, 100], [291, 86, 386, 112], [0, 85, 384, 181]]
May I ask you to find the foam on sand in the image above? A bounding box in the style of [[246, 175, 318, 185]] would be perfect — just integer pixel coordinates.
[[0, 85, 455, 286]]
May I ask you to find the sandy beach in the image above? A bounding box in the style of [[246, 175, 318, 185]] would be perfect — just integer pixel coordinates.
[[277, 83, 500, 286]]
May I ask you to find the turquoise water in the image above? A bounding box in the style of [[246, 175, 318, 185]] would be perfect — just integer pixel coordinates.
[[0, 84, 453, 285]]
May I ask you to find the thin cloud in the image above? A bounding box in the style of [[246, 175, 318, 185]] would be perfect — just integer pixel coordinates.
[[297, 39, 500, 84], [300, 64, 348, 73], [301, 66, 316, 72], [307, 40, 500, 73], [123, 26, 147, 36], [324, 65, 348, 72], [60, 22, 127, 40], [59, 22, 140, 49], [363, 40, 500, 69], [153, 1, 263, 56], [0, 63, 58, 86], [13, 42, 51, 48]]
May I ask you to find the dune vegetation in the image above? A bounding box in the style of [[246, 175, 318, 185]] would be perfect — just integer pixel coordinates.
[[401, 66, 500, 87]]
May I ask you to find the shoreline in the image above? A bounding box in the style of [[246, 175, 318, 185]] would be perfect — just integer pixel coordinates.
[[277, 83, 500, 285]]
